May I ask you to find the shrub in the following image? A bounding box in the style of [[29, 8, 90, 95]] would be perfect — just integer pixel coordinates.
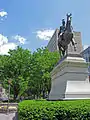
[[18, 100, 90, 120]]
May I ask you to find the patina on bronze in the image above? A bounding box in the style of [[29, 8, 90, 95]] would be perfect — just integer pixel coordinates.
[[58, 13, 77, 57]]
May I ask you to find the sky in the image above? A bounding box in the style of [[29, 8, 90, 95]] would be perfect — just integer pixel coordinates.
[[0, 0, 90, 55]]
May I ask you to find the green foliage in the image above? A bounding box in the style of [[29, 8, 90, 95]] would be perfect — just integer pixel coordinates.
[[0, 46, 60, 100], [29, 47, 60, 99], [18, 100, 90, 120], [0, 46, 32, 99]]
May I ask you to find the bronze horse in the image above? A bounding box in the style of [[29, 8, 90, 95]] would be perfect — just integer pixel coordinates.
[[58, 14, 77, 56]]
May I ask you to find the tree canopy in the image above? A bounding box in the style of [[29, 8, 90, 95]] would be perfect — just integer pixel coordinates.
[[0, 46, 60, 100]]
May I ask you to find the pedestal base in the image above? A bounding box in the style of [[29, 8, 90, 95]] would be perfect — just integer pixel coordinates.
[[49, 55, 90, 100]]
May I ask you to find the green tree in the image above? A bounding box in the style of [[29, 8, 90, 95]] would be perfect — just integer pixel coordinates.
[[29, 47, 60, 99], [0, 46, 32, 100], [0, 46, 60, 100]]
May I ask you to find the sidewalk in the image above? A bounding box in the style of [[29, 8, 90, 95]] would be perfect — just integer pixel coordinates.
[[0, 112, 18, 120]]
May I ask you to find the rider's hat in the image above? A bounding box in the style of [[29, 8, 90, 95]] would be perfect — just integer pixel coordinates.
[[62, 19, 65, 24]]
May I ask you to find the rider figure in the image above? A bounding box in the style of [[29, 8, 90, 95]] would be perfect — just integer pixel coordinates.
[[58, 19, 66, 39]]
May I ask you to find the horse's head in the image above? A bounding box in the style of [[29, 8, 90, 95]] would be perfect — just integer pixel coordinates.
[[66, 13, 72, 32], [67, 13, 72, 22]]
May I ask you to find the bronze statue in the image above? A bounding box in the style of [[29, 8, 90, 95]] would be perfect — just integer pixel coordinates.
[[58, 13, 77, 57]]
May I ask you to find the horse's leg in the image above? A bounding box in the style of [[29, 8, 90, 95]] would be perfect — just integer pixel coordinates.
[[71, 38, 77, 51], [58, 49, 63, 58], [59, 50, 63, 58], [62, 50, 65, 56], [71, 37, 76, 45], [58, 45, 62, 58]]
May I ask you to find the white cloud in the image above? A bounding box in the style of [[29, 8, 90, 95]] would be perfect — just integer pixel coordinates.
[[0, 34, 27, 55], [83, 45, 89, 50], [13, 35, 26, 44], [0, 10, 7, 17], [0, 34, 17, 55], [0, 43, 17, 55], [0, 34, 8, 46], [36, 29, 55, 41]]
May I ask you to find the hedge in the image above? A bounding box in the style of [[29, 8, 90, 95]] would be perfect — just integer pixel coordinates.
[[18, 100, 90, 120]]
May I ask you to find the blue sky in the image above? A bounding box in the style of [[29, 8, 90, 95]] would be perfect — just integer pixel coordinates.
[[0, 0, 90, 54]]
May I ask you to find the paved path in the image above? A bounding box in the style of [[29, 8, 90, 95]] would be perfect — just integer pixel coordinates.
[[0, 112, 18, 120]]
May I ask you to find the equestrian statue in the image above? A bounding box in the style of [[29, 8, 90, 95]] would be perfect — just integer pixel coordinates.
[[58, 13, 77, 57]]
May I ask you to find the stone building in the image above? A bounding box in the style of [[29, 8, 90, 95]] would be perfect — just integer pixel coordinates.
[[81, 46, 90, 62], [47, 29, 59, 52], [81, 46, 90, 73]]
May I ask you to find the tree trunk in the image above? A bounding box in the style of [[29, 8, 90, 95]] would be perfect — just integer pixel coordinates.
[[13, 85, 19, 100], [14, 94, 18, 100], [42, 90, 45, 99]]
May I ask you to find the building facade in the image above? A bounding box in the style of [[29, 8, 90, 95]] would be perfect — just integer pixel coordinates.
[[81, 46, 90, 62], [47, 29, 59, 52], [81, 46, 90, 73]]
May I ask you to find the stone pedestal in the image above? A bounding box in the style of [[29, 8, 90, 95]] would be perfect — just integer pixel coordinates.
[[49, 55, 90, 100]]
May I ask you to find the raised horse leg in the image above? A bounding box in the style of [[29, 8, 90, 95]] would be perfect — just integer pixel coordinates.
[[71, 37, 77, 51]]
